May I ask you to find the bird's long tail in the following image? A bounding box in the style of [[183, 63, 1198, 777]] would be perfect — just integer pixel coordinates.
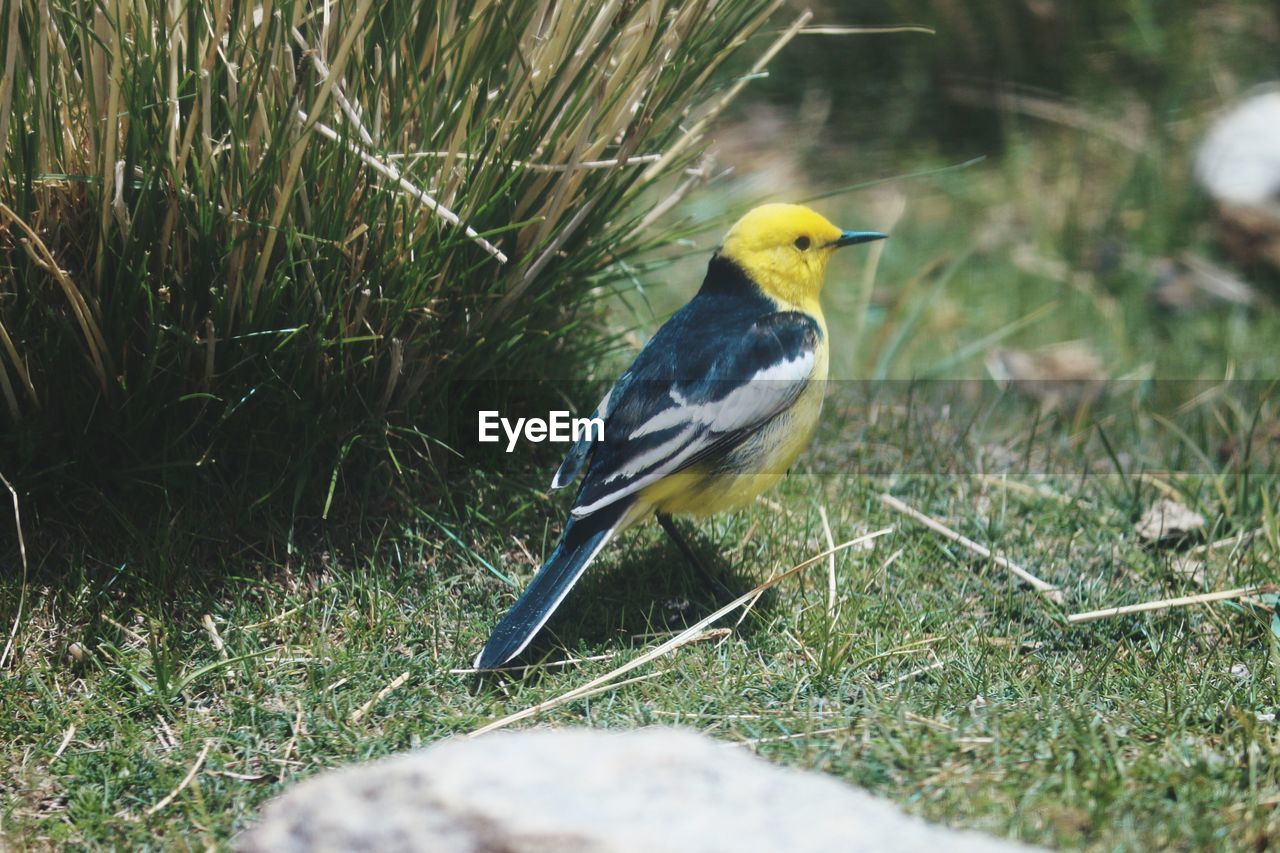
[[475, 500, 632, 670]]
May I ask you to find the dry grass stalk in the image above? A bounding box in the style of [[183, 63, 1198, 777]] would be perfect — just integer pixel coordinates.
[[153, 715, 178, 753], [0, 320, 25, 417], [249, 0, 376, 310], [387, 152, 664, 171], [798, 25, 936, 35], [878, 493, 1060, 596], [281, 701, 306, 761], [877, 657, 948, 689], [852, 191, 906, 354], [201, 614, 227, 658], [349, 670, 410, 723], [945, 81, 1148, 152], [467, 527, 895, 738], [493, 669, 669, 722], [0, 472, 27, 669], [818, 505, 837, 618], [1134, 472, 1186, 501], [156, 0, 233, 272], [92, 0, 125, 291], [1067, 585, 1272, 624], [630, 627, 733, 643], [629, 160, 709, 237], [201, 614, 233, 684], [144, 739, 213, 816], [52, 724, 76, 761], [295, 51, 508, 262], [100, 614, 146, 645], [0, 201, 111, 395], [237, 603, 307, 631], [1190, 528, 1259, 556], [0, 0, 20, 162], [641, 4, 805, 182], [727, 725, 850, 748]]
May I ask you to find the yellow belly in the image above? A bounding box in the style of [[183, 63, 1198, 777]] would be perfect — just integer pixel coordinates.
[[640, 355, 828, 517]]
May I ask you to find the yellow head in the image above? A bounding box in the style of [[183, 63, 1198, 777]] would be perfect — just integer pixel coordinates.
[[719, 203, 885, 309]]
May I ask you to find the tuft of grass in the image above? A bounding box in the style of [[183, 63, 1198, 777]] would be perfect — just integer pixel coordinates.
[[0, 0, 783, 515]]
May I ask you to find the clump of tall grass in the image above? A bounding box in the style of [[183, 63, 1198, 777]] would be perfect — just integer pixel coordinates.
[[0, 0, 786, 513]]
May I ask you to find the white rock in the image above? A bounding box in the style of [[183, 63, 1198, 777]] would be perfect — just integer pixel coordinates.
[[238, 727, 1036, 853], [1195, 88, 1280, 205]]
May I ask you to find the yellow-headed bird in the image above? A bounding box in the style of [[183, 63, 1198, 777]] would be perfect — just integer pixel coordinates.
[[476, 203, 886, 669]]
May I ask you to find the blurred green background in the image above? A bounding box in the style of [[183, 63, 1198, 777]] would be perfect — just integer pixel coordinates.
[[621, 0, 1280, 382]]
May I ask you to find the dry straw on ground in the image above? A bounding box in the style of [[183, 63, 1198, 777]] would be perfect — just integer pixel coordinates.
[[877, 493, 1060, 598], [1066, 585, 1272, 624]]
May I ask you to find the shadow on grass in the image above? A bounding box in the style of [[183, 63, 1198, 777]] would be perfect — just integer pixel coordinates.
[[496, 519, 779, 672], [0, 456, 561, 682]]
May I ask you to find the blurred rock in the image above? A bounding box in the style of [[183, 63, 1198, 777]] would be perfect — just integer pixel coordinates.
[[1194, 87, 1280, 282], [238, 728, 1036, 853], [1135, 498, 1205, 546], [1195, 88, 1280, 206], [986, 342, 1107, 410]]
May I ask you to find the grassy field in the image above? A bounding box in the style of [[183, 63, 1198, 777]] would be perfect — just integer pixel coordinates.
[[6, 137, 1280, 848], [6, 5, 1280, 851], [3, 412, 1278, 849]]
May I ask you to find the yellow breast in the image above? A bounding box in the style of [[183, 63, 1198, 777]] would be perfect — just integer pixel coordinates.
[[640, 318, 829, 517]]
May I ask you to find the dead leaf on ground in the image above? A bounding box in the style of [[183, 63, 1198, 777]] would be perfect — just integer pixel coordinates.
[[1135, 498, 1206, 546], [986, 341, 1107, 410], [1151, 253, 1259, 311]]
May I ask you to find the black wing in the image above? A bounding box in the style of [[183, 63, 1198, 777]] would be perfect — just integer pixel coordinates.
[[569, 309, 821, 518]]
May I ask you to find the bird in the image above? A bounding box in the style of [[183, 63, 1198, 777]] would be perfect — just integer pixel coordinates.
[[475, 203, 886, 670]]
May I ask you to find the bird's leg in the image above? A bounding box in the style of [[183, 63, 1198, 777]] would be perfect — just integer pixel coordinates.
[[656, 513, 731, 596]]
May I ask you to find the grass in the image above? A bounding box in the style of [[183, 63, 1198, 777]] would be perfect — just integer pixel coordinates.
[[3, 406, 1278, 847], [5, 4, 1280, 852]]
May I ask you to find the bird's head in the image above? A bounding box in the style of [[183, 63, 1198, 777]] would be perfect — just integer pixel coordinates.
[[718, 203, 886, 309]]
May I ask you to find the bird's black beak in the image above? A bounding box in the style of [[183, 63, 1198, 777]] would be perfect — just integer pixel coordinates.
[[832, 230, 888, 248]]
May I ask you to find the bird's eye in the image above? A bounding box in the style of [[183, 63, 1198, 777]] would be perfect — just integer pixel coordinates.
[[794, 236, 811, 251]]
